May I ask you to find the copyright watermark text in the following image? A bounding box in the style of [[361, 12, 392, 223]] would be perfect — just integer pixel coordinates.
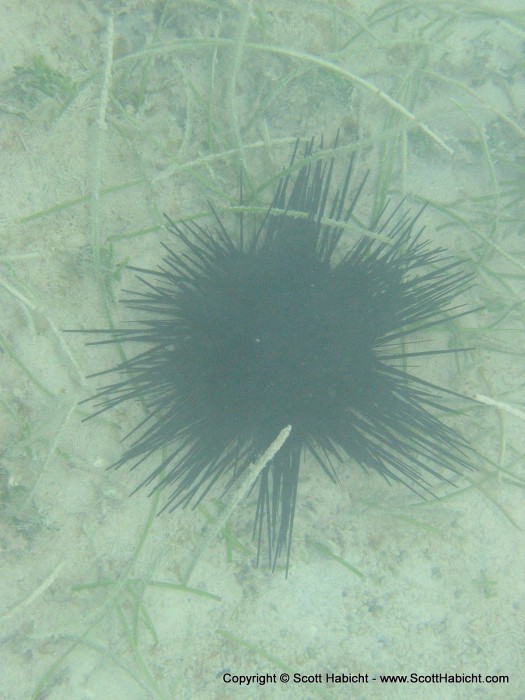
[[220, 671, 509, 687]]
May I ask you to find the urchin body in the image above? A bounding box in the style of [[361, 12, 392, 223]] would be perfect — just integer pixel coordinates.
[[84, 139, 475, 570]]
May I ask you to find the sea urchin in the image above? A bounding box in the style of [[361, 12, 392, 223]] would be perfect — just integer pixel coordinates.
[[82, 138, 475, 572]]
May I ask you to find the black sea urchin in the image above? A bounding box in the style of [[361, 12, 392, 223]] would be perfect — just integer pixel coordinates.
[[82, 138, 475, 572]]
